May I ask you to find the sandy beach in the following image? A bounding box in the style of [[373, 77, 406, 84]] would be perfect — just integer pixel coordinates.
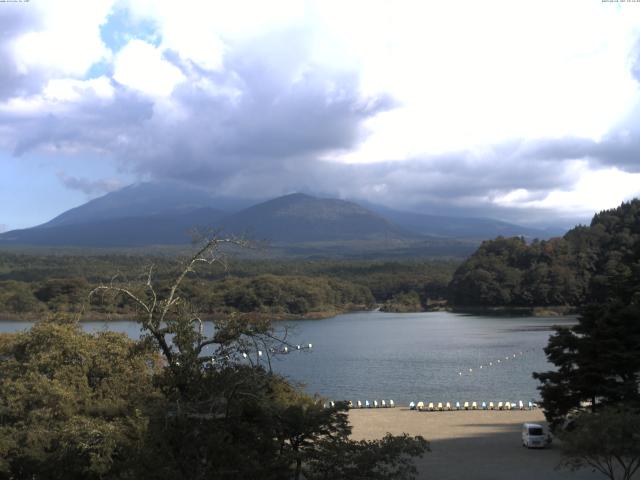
[[349, 408, 603, 480]]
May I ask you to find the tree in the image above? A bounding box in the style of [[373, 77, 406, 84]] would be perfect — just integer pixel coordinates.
[[559, 407, 640, 480], [304, 433, 429, 480], [533, 302, 640, 429], [0, 316, 161, 479]]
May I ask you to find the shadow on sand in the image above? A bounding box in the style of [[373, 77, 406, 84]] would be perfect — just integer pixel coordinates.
[[412, 420, 605, 480]]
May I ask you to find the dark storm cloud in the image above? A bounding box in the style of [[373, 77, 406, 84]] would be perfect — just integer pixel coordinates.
[[2, 29, 393, 191], [516, 120, 640, 173], [117, 31, 395, 184]]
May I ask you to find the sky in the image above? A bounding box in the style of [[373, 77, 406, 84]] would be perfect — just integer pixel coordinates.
[[1, 0, 640, 231]]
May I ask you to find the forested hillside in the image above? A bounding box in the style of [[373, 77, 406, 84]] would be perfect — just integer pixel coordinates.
[[449, 199, 640, 307]]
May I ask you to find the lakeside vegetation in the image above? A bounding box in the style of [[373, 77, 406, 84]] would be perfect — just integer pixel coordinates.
[[0, 255, 458, 319], [449, 199, 640, 309]]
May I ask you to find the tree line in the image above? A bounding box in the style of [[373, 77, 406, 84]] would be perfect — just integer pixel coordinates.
[[0, 255, 457, 318]]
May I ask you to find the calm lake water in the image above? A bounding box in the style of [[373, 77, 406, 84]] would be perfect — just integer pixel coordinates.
[[0, 311, 576, 405]]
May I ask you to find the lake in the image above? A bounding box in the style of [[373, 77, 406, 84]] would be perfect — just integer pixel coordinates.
[[0, 311, 575, 405]]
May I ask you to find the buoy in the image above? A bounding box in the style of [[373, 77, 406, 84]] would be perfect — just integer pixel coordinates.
[[308, 343, 313, 348]]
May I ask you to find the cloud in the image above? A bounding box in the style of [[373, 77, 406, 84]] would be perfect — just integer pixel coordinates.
[[1, 27, 393, 186], [113, 39, 185, 97], [57, 171, 123, 195], [0, 224, 7, 233], [1, 1, 640, 228]]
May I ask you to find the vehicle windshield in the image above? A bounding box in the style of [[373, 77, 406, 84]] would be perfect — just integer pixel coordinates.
[[529, 427, 544, 436]]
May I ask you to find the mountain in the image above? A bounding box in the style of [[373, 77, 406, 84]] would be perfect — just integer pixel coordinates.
[[39, 181, 220, 228], [218, 193, 415, 242], [0, 208, 226, 247], [365, 204, 558, 240], [0, 182, 558, 253]]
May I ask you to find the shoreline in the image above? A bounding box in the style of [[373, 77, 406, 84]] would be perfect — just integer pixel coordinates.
[[0, 304, 577, 323], [0, 306, 371, 323]]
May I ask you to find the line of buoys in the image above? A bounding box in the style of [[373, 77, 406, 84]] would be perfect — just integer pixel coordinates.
[[456, 348, 540, 378], [410, 400, 537, 411], [238, 343, 313, 359]]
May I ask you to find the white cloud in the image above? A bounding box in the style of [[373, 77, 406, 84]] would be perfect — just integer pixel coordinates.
[[495, 165, 640, 218], [113, 39, 185, 96], [11, 0, 114, 77], [43, 77, 115, 102]]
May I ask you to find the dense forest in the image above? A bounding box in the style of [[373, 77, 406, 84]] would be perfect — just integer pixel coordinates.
[[0, 255, 457, 319], [449, 199, 640, 308]]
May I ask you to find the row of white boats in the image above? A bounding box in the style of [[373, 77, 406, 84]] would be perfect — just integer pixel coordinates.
[[324, 400, 396, 409], [409, 400, 536, 411], [322, 399, 538, 410]]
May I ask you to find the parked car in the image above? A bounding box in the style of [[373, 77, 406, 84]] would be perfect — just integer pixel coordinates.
[[521, 423, 550, 448]]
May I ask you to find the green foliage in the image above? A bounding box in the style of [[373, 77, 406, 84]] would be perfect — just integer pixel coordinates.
[[304, 433, 430, 480], [530, 200, 640, 431], [534, 302, 640, 429], [381, 290, 422, 313], [450, 199, 640, 307], [558, 407, 640, 480], [0, 254, 458, 317], [0, 318, 161, 479]]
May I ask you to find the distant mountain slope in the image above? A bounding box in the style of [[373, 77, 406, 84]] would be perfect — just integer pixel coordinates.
[[39, 181, 221, 228], [218, 193, 416, 242], [0, 181, 559, 252], [0, 208, 225, 247], [367, 205, 558, 240]]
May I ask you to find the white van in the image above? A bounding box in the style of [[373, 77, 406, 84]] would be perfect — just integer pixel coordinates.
[[521, 423, 548, 448]]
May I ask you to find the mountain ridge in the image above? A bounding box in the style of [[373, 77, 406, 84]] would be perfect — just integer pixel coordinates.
[[0, 182, 558, 251]]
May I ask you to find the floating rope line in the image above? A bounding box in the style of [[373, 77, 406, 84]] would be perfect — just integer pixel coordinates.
[[456, 348, 539, 378]]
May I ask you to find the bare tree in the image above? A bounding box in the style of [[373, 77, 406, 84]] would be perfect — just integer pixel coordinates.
[[89, 236, 307, 377]]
